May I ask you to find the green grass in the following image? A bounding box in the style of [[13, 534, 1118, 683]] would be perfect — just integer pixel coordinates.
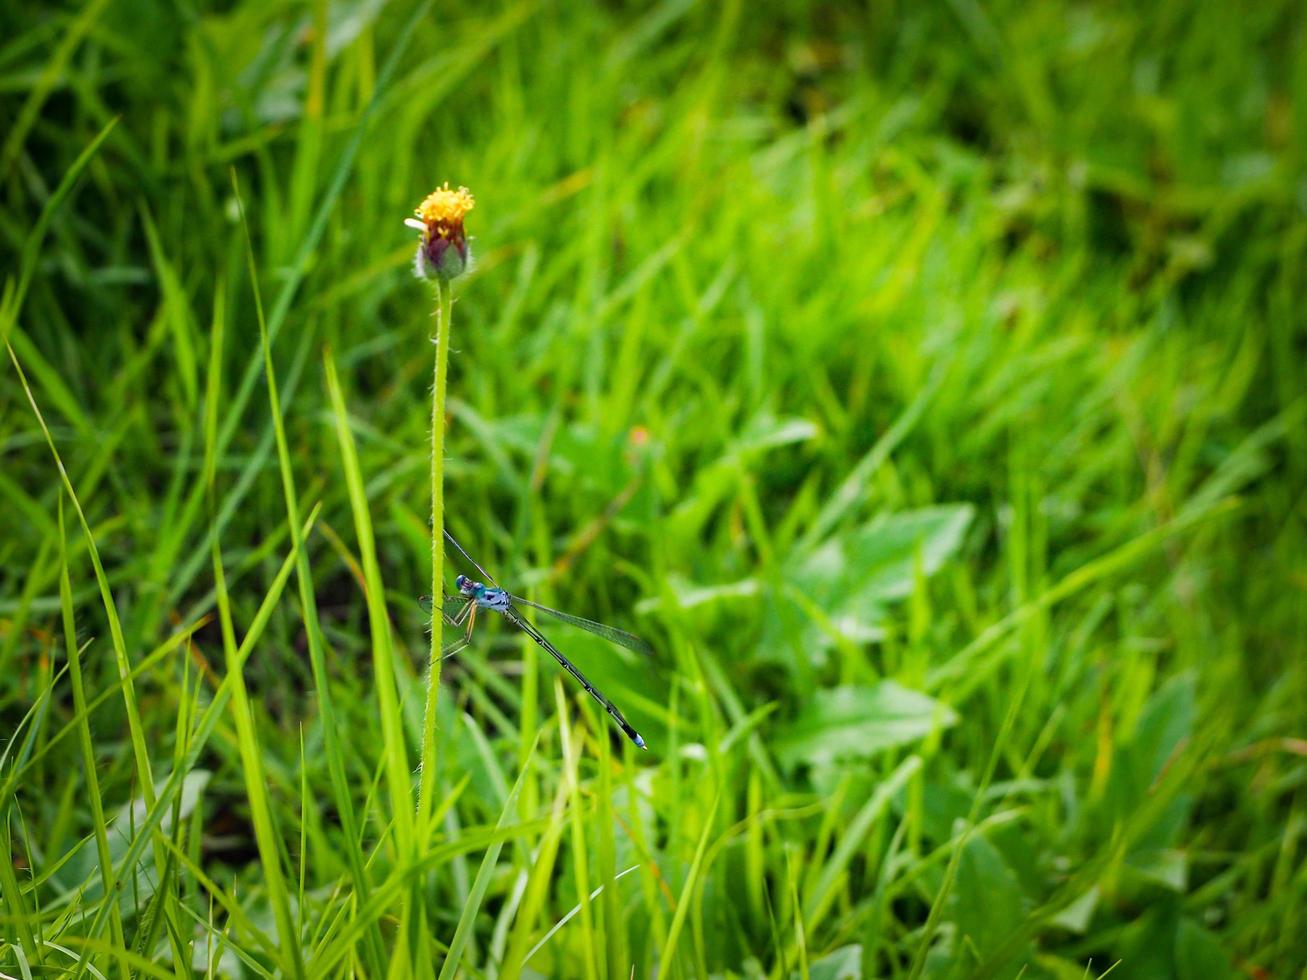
[[2, 0, 1305, 976]]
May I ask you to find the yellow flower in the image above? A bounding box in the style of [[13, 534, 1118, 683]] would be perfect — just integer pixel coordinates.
[[406, 183, 475, 281]]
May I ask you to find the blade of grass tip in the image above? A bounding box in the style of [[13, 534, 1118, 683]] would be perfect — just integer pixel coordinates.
[[436, 734, 541, 980], [1, 117, 117, 347], [232, 172, 385, 973], [323, 348, 413, 855], [659, 791, 721, 975], [210, 524, 305, 978], [57, 497, 128, 975]]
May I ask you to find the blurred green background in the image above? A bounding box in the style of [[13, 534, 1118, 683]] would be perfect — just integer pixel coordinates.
[[2, 0, 1305, 976]]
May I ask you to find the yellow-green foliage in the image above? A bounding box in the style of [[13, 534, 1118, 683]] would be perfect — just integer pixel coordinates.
[[1, 1, 1303, 976]]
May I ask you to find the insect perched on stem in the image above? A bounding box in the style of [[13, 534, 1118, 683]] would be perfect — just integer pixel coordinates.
[[421, 529, 652, 750]]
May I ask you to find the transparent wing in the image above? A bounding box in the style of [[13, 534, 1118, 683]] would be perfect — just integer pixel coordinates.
[[418, 594, 473, 623], [442, 529, 499, 587], [506, 596, 654, 658], [441, 529, 652, 656], [501, 605, 646, 749]]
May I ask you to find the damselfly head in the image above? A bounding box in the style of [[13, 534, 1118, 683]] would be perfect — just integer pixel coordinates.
[[455, 574, 474, 595]]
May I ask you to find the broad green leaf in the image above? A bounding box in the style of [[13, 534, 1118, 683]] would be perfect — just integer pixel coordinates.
[[1175, 917, 1237, 980], [1050, 886, 1099, 934], [1109, 672, 1196, 849], [1128, 673, 1196, 786], [794, 505, 974, 608], [1128, 848, 1189, 892], [52, 770, 210, 905], [763, 505, 973, 666], [950, 832, 1030, 972], [805, 944, 862, 980], [1116, 904, 1182, 978], [774, 682, 957, 767]]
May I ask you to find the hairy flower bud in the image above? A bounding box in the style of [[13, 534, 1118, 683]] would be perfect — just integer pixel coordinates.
[[406, 183, 475, 281]]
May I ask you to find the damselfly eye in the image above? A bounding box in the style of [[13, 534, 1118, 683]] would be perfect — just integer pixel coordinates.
[[456, 574, 471, 592]]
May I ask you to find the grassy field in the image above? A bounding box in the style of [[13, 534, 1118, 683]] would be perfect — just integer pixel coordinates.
[[2, 0, 1305, 976]]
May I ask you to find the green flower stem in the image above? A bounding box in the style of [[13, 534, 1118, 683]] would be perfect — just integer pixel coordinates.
[[418, 278, 452, 828]]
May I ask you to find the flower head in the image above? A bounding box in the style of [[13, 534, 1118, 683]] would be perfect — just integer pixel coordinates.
[[406, 183, 475, 281]]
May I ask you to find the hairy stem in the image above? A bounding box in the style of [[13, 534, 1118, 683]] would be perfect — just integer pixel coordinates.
[[418, 278, 452, 828]]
